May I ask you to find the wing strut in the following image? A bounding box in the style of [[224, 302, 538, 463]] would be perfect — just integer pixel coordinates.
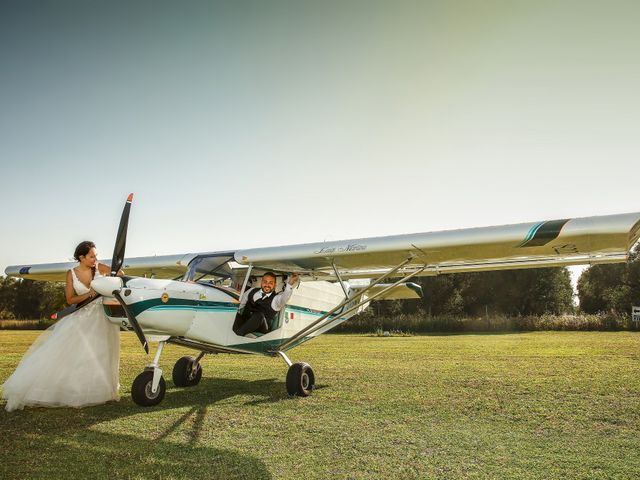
[[331, 260, 349, 300], [275, 257, 422, 352]]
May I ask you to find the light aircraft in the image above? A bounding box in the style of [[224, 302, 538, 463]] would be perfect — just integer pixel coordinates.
[[5, 195, 640, 406]]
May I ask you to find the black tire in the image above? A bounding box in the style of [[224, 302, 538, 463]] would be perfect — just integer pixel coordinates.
[[131, 370, 166, 406], [286, 362, 315, 397], [172, 356, 203, 387]]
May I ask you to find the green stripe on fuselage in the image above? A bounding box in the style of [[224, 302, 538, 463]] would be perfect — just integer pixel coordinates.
[[128, 297, 337, 353], [130, 298, 238, 317], [130, 298, 335, 318]]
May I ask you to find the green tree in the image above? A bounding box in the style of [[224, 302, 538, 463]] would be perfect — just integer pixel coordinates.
[[12, 279, 66, 319], [0, 276, 18, 318], [461, 268, 573, 316], [13, 280, 44, 319], [578, 243, 640, 314], [41, 282, 67, 317], [373, 266, 574, 317], [418, 274, 467, 316]]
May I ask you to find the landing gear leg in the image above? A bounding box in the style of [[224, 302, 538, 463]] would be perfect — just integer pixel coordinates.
[[131, 341, 167, 406], [276, 351, 293, 367]]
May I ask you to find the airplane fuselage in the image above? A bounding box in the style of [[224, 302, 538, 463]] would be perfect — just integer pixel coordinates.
[[102, 277, 357, 354]]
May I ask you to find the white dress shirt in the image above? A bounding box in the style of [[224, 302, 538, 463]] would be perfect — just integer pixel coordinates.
[[239, 283, 294, 312]]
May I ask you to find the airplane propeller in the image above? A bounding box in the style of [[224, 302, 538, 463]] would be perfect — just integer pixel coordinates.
[[110, 193, 132, 276], [103, 194, 149, 354], [53, 194, 134, 321], [112, 290, 148, 354], [51, 193, 149, 354]]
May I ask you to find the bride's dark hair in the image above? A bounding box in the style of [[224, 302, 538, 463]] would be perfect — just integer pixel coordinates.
[[74, 241, 96, 262]]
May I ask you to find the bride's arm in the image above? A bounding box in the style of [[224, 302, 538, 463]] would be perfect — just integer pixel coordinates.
[[97, 263, 124, 277], [65, 270, 96, 305]]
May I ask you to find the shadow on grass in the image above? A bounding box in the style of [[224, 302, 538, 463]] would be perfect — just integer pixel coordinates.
[[0, 376, 295, 479], [153, 377, 288, 445], [0, 421, 272, 479], [158, 376, 287, 408], [1, 426, 272, 479]]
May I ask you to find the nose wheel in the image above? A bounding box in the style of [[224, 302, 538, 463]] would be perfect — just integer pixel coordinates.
[[131, 340, 167, 407], [131, 369, 166, 406]]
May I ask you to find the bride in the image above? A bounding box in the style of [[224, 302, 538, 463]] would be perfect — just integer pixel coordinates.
[[2, 241, 121, 411]]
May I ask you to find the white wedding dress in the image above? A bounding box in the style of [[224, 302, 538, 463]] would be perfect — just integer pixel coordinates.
[[2, 267, 120, 411]]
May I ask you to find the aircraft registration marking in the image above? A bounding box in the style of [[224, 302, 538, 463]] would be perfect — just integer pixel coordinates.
[[314, 243, 367, 255]]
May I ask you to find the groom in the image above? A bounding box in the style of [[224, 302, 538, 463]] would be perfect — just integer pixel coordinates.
[[233, 272, 299, 337]]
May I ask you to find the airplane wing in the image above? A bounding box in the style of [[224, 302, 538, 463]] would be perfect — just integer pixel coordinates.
[[233, 212, 640, 279], [4, 254, 200, 282], [6, 212, 640, 282]]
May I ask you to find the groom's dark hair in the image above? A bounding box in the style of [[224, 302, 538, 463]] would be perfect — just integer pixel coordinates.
[[262, 272, 277, 281]]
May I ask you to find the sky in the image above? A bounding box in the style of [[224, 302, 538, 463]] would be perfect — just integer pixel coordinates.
[[1, 0, 639, 291]]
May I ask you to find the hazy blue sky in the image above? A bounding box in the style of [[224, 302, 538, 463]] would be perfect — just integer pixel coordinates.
[[1, 0, 639, 286]]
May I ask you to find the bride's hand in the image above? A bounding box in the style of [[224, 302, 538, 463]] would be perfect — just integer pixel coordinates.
[[88, 288, 97, 299]]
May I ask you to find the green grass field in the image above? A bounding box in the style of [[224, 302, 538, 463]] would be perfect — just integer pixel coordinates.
[[2, 331, 640, 479]]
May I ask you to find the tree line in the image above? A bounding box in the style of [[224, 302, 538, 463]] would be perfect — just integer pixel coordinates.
[[372, 243, 639, 319], [578, 244, 640, 315], [1, 243, 638, 321], [0, 276, 66, 320]]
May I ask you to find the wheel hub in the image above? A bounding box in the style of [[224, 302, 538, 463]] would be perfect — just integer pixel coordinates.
[[145, 381, 160, 399]]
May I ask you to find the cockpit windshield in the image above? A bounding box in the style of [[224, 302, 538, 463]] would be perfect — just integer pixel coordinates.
[[183, 253, 235, 282]]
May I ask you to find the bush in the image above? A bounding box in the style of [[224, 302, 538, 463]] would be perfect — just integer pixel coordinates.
[[0, 319, 56, 330], [333, 311, 639, 333]]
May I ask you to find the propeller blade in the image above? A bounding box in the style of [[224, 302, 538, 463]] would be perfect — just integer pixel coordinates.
[[110, 193, 134, 276], [53, 195, 133, 322], [113, 290, 149, 354], [51, 295, 101, 321]]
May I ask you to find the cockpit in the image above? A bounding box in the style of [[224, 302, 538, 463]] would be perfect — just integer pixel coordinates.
[[183, 254, 290, 333]]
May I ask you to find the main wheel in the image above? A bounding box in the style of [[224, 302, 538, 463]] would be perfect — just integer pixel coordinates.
[[286, 362, 315, 397], [172, 356, 203, 387], [131, 370, 166, 406]]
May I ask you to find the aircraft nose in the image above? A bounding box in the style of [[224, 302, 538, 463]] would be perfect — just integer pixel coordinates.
[[91, 276, 124, 297]]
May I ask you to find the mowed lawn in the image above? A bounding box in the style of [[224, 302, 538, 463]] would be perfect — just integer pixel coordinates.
[[1, 331, 640, 479]]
